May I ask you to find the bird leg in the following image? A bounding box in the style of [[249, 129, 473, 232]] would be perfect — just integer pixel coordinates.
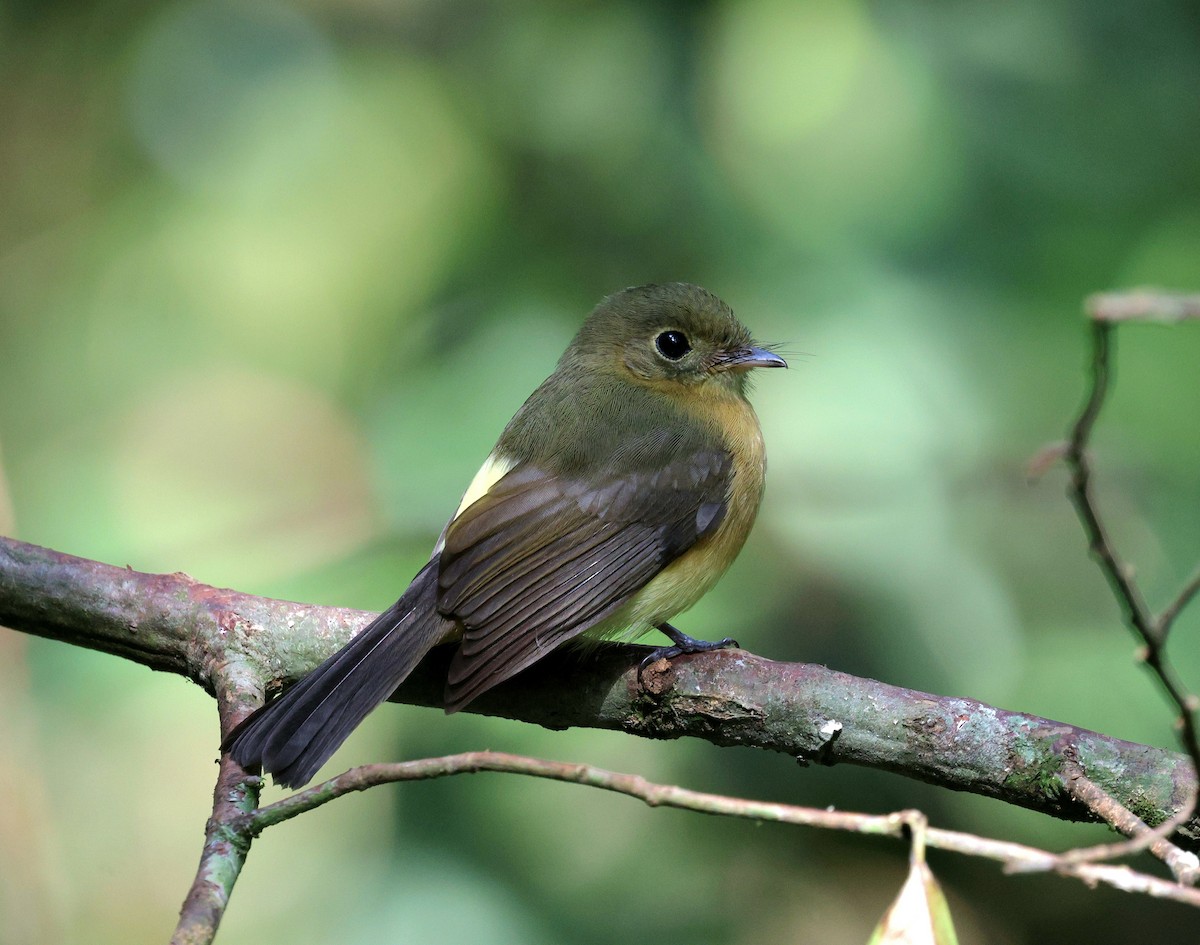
[[637, 622, 739, 681]]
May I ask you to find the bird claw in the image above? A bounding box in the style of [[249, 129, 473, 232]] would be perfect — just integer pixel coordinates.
[[636, 628, 739, 683]]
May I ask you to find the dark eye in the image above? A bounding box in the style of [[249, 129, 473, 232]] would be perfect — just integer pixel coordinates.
[[655, 330, 691, 361]]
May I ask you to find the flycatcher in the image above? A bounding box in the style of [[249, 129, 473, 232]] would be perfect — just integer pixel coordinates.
[[225, 283, 785, 787]]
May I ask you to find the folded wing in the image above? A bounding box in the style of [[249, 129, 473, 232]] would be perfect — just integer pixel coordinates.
[[438, 435, 732, 711]]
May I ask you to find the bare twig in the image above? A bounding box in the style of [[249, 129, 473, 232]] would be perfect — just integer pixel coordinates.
[[1062, 298, 1200, 772], [1159, 566, 1200, 640], [1058, 759, 1199, 884], [1048, 288, 1200, 887], [1063, 322, 1157, 642], [232, 750, 1200, 909], [1086, 290, 1200, 323]]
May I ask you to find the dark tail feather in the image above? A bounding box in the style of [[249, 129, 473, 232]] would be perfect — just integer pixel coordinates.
[[223, 560, 452, 788]]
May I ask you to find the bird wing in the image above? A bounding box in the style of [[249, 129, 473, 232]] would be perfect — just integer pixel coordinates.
[[437, 430, 731, 711]]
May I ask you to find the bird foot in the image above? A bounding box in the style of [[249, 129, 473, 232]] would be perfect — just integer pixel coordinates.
[[637, 623, 739, 682]]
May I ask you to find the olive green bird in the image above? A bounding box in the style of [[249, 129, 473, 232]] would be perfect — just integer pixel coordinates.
[[225, 283, 786, 787]]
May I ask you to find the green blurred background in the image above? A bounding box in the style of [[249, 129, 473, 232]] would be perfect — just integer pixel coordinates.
[[2, 1, 1200, 942]]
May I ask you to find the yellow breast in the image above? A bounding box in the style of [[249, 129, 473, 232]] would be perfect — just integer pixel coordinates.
[[594, 390, 767, 638]]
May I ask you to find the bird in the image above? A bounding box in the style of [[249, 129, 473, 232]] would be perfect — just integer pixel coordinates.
[[224, 282, 786, 787]]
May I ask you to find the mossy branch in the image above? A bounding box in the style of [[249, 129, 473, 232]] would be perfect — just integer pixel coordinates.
[[1, 534, 1194, 846]]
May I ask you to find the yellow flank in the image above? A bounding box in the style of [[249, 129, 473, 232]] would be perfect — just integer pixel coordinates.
[[590, 388, 767, 641]]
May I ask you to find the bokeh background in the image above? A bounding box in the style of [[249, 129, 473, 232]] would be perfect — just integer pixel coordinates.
[[2, 1, 1200, 942]]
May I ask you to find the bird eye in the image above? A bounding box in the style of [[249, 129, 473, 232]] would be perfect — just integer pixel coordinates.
[[655, 330, 691, 361]]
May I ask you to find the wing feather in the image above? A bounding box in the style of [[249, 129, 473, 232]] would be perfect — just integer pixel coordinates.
[[438, 437, 733, 711]]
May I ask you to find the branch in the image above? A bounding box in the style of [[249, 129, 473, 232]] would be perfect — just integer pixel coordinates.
[[234, 750, 1200, 908], [2, 534, 1197, 846], [171, 681, 259, 945], [1059, 757, 1199, 884], [1061, 292, 1200, 772], [0, 536, 369, 713], [1160, 566, 1200, 640], [1085, 290, 1200, 323]]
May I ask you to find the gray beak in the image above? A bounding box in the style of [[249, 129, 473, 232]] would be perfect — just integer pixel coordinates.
[[713, 345, 788, 372]]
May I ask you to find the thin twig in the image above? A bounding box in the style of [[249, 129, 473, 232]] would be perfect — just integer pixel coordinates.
[[1063, 322, 1157, 642], [1158, 566, 1200, 640], [1061, 793, 1198, 875], [1062, 311, 1200, 773], [235, 750, 1200, 908], [1086, 290, 1200, 323], [904, 809, 928, 865], [1058, 761, 1200, 884]]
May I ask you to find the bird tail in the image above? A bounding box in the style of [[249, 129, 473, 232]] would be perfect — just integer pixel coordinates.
[[223, 560, 452, 788]]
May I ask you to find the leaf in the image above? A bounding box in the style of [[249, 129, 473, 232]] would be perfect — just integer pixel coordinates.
[[867, 860, 960, 945]]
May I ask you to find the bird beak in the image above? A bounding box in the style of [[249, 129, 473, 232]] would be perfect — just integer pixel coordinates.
[[712, 346, 788, 372]]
